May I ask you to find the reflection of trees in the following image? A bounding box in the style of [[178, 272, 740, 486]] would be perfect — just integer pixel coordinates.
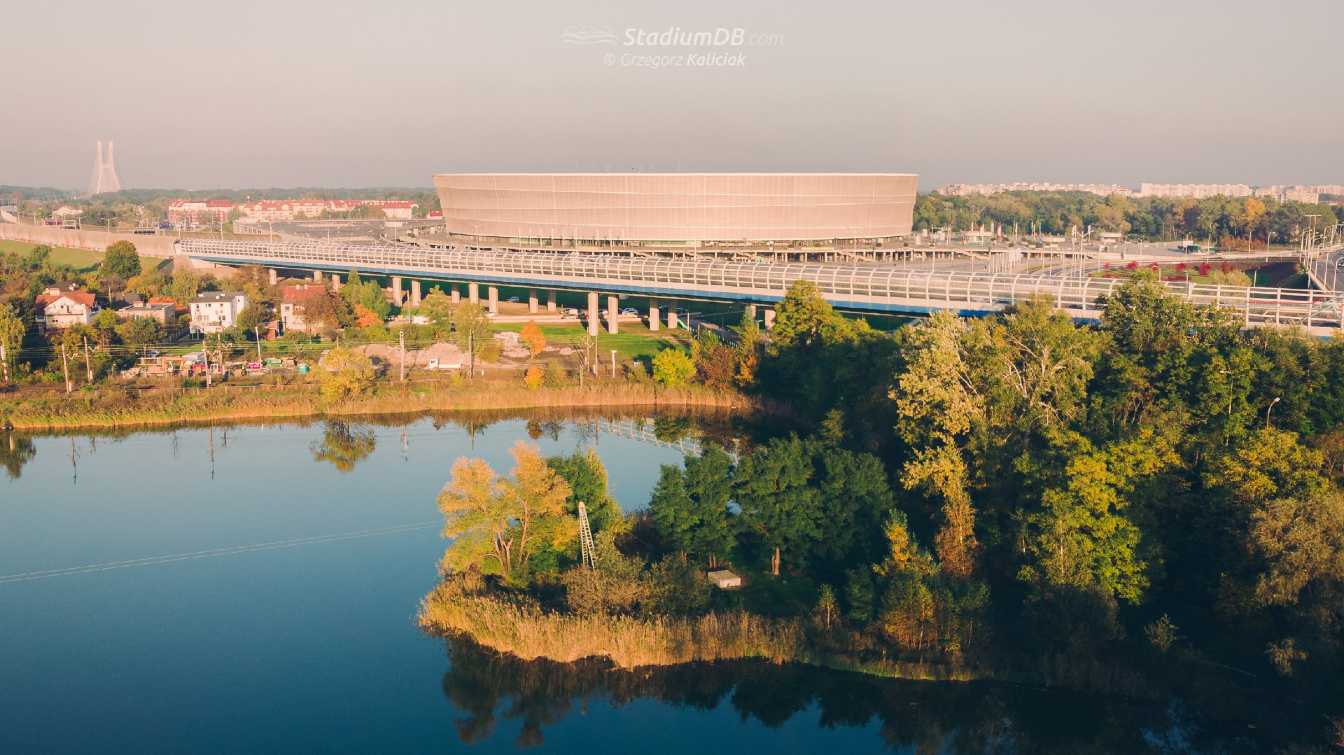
[[0, 432, 37, 479], [437, 636, 1243, 753], [652, 415, 692, 443], [309, 422, 376, 472]]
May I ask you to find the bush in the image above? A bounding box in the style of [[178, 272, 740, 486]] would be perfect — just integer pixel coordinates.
[[545, 360, 568, 387], [317, 346, 375, 403], [523, 365, 544, 390], [652, 349, 695, 388]]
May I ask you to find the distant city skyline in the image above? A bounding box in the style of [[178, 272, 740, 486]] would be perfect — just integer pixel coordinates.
[[4, 0, 1341, 190]]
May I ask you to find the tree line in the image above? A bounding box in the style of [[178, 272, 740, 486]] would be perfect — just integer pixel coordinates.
[[914, 191, 1339, 246]]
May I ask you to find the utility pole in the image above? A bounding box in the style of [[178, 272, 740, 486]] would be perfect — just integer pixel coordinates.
[[467, 332, 474, 379], [610, 349, 616, 378], [255, 325, 262, 361], [60, 342, 72, 393], [203, 337, 212, 388], [399, 329, 406, 382], [82, 335, 93, 383]]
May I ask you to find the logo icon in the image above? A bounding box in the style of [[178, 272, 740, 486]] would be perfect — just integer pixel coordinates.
[[561, 25, 618, 46]]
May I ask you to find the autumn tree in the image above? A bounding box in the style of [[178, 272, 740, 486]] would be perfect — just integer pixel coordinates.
[[894, 311, 980, 577], [317, 346, 375, 403], [519, 321, 546, 357], [437, 442, 574, 582]]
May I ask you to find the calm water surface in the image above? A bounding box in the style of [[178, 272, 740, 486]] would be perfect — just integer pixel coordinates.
[[1, 416, 1227, 753]]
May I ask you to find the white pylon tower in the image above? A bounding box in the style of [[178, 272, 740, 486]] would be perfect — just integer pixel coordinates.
[[88, 140, 122, 195], [577, 501, 597, 570]]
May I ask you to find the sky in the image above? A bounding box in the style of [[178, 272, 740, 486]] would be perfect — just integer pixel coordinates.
[[3, 0, 1341, 192]]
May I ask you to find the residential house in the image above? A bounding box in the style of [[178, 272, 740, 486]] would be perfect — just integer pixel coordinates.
[[278, 284, 325, 334], [189, 291, 247, 334], [40, 291, 99, 330], [116, 302, 175, 325]]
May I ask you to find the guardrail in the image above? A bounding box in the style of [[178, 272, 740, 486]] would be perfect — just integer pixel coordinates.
[[179, 238, 1344, 330]]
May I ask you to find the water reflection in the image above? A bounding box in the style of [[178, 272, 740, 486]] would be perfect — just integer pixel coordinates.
[[309, 422, 377, 472], [0, 432, 37, 479], [437, 636, 1252, 753]]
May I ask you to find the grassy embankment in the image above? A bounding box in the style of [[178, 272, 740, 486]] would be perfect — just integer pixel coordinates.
[[0, 377, 752, 432], [0, 240, 103, 270], [418, 581, 983, 683]]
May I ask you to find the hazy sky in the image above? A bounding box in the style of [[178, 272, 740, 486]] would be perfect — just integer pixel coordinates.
[[5, 0, 1341, 191]]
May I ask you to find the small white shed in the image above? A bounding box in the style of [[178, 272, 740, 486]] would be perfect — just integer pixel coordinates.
[[707, 569, 742, 590]]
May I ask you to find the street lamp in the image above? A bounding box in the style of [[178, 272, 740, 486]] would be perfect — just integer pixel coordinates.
[[1265, 396, 1281, 428]]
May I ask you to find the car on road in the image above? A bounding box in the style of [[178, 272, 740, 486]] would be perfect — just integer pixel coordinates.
[[619, 307, 639, 316], [506, 296, 520, 303]]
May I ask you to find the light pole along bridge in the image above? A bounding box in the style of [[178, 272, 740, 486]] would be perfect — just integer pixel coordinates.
[[179, 239, 1344, 335]]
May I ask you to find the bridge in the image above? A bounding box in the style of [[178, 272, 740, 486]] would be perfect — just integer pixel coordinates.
[[179, 238, 1344, 333]]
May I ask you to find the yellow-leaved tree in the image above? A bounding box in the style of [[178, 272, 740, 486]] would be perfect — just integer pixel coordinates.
[[437, 442, 574, 583]]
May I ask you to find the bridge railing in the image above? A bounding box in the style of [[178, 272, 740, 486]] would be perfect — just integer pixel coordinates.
[[179, 239, 1344, 330]]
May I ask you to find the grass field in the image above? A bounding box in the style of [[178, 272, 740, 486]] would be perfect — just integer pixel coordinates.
[[0, 239, 103, 270]]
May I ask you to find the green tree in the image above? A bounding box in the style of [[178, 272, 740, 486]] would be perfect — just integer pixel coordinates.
[[102, 240, 141, 279], [649, 445, 737, 568], [418, 289, 455, 334], [547, 448, 620, 532], [170, 270, 203, 305], [115, 317, 163, 351], [736, 436, 821, 576], [0, 304, 27, 383], [454, 302, 491, 361], [1019, 429, 1177, 604], [651, 348, 694, 388]]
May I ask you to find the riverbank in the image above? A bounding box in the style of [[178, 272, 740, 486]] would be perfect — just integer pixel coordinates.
[[417, 581, 985, 685], [0, 379, 757, 432]]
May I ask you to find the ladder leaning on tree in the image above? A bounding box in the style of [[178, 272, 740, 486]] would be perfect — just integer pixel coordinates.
[[577, 501, 597, 571]]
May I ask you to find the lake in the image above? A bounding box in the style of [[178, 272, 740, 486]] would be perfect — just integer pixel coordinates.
[[0, 415, 1242, 753]]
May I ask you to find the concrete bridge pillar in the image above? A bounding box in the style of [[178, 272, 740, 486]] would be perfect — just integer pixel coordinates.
[[450, 287, 461, 304], [330, 273, 341, 293], [666, 305, 679, 330], [648, 301, 660, 331], [390, 276, 404, 306], [411, 280, 422, 307], [468, 282, 479, 305], [487, 286, 498, 315], [606, 295, 619, 335], [528, 289, 539, 313], [587, 291, 600, 336], [745, 303, 757, 323], [546, 290, 557, 312], [268, 268, 277, 286], [313, 270, 323, 283], [763, 308, 776, 331]]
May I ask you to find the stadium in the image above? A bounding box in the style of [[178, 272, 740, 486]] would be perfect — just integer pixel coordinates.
[[431, 173, 918, 253]]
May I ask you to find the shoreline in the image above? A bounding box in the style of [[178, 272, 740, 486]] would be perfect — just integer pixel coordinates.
[[0, 381, 762, 433], [416, 585, 1089, 692]]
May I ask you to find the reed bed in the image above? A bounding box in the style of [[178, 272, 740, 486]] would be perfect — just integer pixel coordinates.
[[1, 381, 752, 431], [418, 583, 806, 668]]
